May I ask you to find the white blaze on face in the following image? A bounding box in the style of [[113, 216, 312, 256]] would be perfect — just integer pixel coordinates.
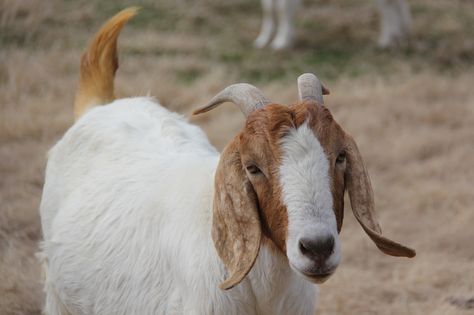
[[279, 121, 341, 276]]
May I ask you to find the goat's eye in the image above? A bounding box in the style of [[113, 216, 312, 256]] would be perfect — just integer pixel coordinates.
[[336, 152, 346, 164], [246, 165, 261, 175]]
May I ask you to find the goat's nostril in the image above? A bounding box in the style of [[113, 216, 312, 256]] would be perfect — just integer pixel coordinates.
[[299, 235, 335, 261], [299, 239, 311, 256]]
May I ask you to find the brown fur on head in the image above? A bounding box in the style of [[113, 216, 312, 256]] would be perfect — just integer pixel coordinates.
[[236, 102, 347, 251], [195, 75, 415, 290]]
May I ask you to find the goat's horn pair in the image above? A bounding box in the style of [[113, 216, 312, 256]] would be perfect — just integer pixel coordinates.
[[193, 83, 270, 117], [193, 73, 329, 116], [297, 73, 330, 105]]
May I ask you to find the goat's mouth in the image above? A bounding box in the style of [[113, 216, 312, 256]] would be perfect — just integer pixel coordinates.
[[290, 263, 335, 284], [302, 271, 334, 284]]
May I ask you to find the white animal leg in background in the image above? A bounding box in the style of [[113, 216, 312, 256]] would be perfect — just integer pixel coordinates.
[[377, 0, 411, 48], [272, 0, 299, 50], [255, 0, 276, 48]]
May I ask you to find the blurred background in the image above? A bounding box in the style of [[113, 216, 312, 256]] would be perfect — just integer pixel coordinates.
[[1, 0, 473, 314]]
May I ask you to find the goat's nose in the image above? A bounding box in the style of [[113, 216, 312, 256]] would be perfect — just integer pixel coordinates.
[[299, 235, 335, 262]]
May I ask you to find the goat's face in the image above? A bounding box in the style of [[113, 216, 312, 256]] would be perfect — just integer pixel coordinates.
[[194, 74, 415, 290], [239, 102, 344, 283]]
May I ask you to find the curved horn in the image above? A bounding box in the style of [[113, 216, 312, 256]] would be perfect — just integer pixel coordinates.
[[297, 73, 330, 105], [193, 83, 270, 117]]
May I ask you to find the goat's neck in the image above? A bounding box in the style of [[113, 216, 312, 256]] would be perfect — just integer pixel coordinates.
[[247, 244, 317, 314]]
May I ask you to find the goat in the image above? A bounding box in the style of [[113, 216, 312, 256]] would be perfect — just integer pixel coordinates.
[[255, 0, 411, 50], [39, 8, 415, 315]]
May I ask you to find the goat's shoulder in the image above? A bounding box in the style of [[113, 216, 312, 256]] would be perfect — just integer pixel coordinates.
[[74, 97, 210, 147], [51, 97, 216, 164]]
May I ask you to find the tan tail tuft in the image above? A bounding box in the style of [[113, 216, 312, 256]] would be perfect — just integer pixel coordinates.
[[74, 7, 139, 120]]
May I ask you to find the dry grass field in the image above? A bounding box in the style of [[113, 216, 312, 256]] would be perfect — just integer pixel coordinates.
[[1, 0, 474, 314]]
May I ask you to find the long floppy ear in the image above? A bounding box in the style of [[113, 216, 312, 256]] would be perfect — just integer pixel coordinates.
[[212, 138, 262, 290], [345, 136, 416, 258]]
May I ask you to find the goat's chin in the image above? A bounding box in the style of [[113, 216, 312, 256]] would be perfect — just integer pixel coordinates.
[[303, 272, 333, 284]]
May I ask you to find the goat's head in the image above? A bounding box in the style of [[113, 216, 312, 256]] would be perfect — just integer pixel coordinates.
[[194, 73, 415, 290]]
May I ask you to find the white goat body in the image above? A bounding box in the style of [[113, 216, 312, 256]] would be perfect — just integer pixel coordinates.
[[41, 97, 315, 314]]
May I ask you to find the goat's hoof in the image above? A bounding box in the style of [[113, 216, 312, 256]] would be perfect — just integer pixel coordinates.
[[254, 37, 271, 49], [377, 39, 393, 49], [377, 33, 408, 49], [271, 38, 292, 51]]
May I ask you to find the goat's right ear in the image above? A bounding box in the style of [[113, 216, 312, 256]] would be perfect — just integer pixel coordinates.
[[212, 138, 262, 290]]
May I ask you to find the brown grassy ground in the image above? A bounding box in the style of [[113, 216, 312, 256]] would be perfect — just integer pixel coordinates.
[[1, 0, 473, 314]]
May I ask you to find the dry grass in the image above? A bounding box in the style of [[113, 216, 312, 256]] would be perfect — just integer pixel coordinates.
[[1, 0, 473, 314]]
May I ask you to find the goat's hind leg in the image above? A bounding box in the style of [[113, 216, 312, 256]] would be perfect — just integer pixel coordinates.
[[255, 0, 277, 48], [271, 0, 299, 50], [377, 0, 411, 48]]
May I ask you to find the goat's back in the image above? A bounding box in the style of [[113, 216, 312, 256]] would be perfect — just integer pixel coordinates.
[[39, 98, 224, 314]]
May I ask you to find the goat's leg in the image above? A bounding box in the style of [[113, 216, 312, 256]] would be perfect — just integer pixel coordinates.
[[271, 0, 299, 50], [255, 0, 276, 48], [377, 0, 411, 48]]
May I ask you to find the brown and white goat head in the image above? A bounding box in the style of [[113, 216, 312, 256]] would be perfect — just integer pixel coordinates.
[[194, 73, 415, 290]]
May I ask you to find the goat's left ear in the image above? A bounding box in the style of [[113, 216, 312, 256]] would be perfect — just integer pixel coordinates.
[[212, 138, 262, 290], [345, 136, 416, 258]]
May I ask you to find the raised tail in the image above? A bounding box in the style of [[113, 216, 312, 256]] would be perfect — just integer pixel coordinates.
[[74, 7, 138, 120]]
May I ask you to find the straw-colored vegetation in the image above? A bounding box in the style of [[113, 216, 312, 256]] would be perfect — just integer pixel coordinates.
[[1, 0, 473, 314]]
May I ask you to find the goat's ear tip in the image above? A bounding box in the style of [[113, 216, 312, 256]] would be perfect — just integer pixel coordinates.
[[396, 244, 416, 258], [379, 243, 416, 258], [219, 281, 235, 290], [406, 248, 416, 258], [192, 108, 205, 116]]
